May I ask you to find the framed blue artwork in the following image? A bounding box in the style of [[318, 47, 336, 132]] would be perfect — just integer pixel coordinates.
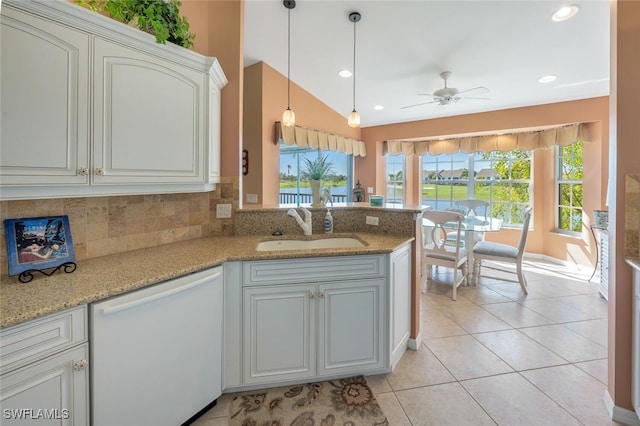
[[4, 215, 76, 278]]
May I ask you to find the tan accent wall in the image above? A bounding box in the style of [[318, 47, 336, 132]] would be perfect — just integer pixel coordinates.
[[242, 61, 361, 205], [361, 97, 609, 268], [181, 0, 244, 179], [608, 0, 640, 413]]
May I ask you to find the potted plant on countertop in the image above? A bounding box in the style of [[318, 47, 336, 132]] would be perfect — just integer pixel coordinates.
[[76, 0, 195, 48], [302, 155, 334, 207]]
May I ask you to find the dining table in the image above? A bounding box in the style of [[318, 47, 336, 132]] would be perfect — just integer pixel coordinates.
[[422, 214, 503, 283]]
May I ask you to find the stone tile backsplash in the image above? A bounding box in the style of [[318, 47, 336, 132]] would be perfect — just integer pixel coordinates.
[[0, 177, 239, 275]]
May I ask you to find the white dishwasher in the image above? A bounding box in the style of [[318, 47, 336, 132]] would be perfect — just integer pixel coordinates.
[[90, 267, 223, 426]]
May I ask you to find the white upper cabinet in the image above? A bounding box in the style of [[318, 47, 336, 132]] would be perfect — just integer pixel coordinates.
[[0, 0, 227, 200], [0, 7, 90, 187]]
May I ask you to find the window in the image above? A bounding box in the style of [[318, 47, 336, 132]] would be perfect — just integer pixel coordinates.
[[556, 141, 583, 233], [279, 143, 352, 205], [386, 154, 405, 204], [421, 153, 469, 211], [421, 150, 532, 226]]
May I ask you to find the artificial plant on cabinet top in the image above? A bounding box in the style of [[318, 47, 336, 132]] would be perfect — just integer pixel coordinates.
[[76, 0, 195, 48]]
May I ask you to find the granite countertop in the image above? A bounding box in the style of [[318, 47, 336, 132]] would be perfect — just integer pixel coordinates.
[[0, 232, 413, 329], [626, 257, 640, 271]]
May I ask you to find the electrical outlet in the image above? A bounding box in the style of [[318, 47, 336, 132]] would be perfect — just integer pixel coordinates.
[[367, 187, 374, 194], [246, 193, 258, 203], [216, 204, 232, 218], [365, 216, 379, 226]]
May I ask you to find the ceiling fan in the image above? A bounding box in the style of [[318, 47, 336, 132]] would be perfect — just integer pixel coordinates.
[[401, 71, 490, 109]]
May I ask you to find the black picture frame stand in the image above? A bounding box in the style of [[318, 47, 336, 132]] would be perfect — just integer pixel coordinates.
[[18, 262, 77, 283]]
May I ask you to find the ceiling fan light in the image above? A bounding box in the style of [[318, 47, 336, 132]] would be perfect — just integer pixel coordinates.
[[348, 110, 360, 128], [282, 108, 295, 127]]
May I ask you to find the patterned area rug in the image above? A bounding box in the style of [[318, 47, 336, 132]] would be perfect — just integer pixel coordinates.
[[229, 375, 389, 426]]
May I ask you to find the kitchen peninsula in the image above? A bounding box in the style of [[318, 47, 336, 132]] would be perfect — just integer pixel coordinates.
[[0, 203, 424, 425]]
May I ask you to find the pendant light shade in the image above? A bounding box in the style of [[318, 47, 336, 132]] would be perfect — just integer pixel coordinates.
[[282, 108, 295, 127], [282, 0, 296, 127], [348, 12, 361, 128], [348, 110, 360, 128]]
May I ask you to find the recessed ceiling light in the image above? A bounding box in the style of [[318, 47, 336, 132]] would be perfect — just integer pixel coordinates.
[[373, 105, 384, 110], [338, 69, 352, 78], [538, 74, 557, 83], [552, 5, 579, 22]]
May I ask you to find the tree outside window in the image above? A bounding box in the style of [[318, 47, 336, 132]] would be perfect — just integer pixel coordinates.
[[557, 141, 583, 233], [421, 150, 532, 226]]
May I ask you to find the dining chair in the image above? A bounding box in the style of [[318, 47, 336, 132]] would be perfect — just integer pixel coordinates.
[[472, 207, 533, 294], [455, 199, 490, 217], [422, 210, 469, 300], [446, 200, 490, 248]]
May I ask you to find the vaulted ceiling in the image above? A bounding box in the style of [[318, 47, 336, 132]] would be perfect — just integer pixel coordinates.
[[244, 1, 610, 128]]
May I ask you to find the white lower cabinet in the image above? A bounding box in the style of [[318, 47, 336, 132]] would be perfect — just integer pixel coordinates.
[[243, 283, 317, 384], [243, 278, 384, 385], [0, 345, 89, 426], [236, 249, 412, 389], [0, 307, 89, 426], [389, 244, 411, 368]]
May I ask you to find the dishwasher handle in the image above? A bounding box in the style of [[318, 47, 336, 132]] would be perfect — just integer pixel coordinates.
[[101, 271, 222, 316]]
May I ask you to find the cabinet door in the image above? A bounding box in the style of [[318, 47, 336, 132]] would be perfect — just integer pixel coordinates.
[[317, 279, 385, 376], [0, 8, 89, 186], [389, 245, 411, 368], [0, 344, 89, 426], [243, 284, 316, 384], [92, 37, 206, 185]]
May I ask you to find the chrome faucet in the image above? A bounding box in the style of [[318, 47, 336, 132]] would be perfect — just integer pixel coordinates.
[[287, 208, 312, 235]]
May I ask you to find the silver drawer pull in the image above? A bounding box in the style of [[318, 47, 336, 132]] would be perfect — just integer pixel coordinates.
[[74, 359, 88, 371]]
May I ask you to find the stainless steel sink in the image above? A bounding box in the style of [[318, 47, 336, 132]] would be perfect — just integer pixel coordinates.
[[256, 237, 365, 251]]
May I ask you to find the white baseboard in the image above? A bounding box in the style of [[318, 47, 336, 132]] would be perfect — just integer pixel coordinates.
[[604, 390, 640, 426], [407, 334, 422, 351]]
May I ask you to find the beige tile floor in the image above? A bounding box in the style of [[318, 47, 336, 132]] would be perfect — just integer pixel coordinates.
[[193, 259, 620, 426]]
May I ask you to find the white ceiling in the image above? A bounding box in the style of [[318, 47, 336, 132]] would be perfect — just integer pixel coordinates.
[[243, 0, 610, 128]]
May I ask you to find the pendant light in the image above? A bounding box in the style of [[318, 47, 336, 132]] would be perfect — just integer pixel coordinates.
[[347, 11, 361, 128], [282, 0, 296, 127]]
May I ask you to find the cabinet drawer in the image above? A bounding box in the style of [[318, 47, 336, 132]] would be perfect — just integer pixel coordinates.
[[243, 255, 385, 286], [0, 306, 87, 375]]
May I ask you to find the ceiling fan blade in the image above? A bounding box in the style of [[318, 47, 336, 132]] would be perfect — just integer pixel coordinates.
[[400, 100, 440, 109], [456, 86, 490, 96], [460, 96, 491, 100]]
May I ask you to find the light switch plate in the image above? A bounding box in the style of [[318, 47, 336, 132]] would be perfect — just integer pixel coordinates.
[[366, 216, 379, 226], [367, 187, 374, 193], [216, 204, 232, 218]]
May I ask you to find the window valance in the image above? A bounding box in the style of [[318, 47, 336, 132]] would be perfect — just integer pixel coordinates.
[[276, 122, 367, 157], [384, 122, 591, 156]]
